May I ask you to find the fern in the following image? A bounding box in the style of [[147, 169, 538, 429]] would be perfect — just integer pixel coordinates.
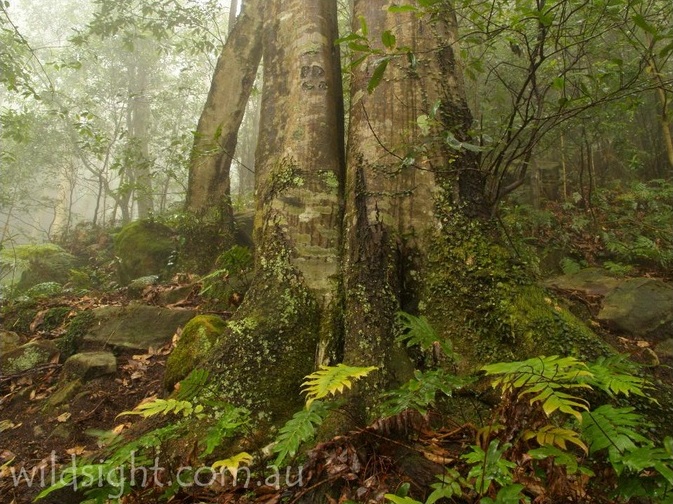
[[302, 363, 377, 407], [272, 400, 330, 466], [583, 356, 650, 399], [581, 405, 651, 460], [528, 445, 594, 476], [463, 440, 516, 495], [381, 369, 474, 416], [117, 398, 203, 418], [200, 405, 250, 457], [175, 368, 210, 401], [426, 468, 465, 503], [483, 355, 592, 420], [523, 425, 587, 453], [211, 452, 253, 477], [396, 311, 454, 358]]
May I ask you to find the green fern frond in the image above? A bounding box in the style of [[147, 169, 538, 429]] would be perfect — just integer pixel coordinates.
[[211, 452, 253, 476], [117, 398, 202, 419], [381, 369, 474, 416], [176, 368, 210, 401], [302, 363, 377, 407], [583, 356, 650, 399], [201, 406, 250, 457], [581, 405, 651, 458], [272, 400, 330, 466], [396, 311, 454, 358], [483, 356, 591, 420], [523, 425, 587, 453]]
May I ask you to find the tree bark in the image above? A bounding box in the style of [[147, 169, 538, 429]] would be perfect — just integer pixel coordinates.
[[184, 0, 263, 228], [203, 0, 344, 421], [340, 0, 482, 422]]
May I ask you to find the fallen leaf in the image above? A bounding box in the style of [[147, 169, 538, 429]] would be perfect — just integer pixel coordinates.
[[66, 446, 87, 456], [0, 420, 19, 433], [57, 412, 72, 423]]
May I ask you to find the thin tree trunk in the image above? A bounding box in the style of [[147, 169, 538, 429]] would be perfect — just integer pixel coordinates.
[[184, 0, 263, 229]]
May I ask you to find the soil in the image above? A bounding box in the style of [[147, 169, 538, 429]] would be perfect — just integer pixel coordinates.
[[0, 286, 203, 504]]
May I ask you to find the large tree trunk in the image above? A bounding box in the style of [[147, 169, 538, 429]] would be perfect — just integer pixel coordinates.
[[340, 0, 481, 422], [203, 0, 344, 421]]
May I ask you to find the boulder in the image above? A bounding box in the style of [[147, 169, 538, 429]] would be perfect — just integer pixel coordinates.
[[164, 315, 226, 390], [597, 278, 673, 338], [0, 330, 25, 355], [0, 340, 59, 374], [9, 244, 77, 292], [82, 304, 196, 351], [61, 352, 117, 381], [114, 220, 175, 285], [545, 268, 623, 297]]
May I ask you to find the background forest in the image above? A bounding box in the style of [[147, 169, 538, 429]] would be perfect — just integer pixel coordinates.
[[1, 0, 673, 503]]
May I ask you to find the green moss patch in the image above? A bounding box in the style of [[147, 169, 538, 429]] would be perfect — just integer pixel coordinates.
[[164, 315, 227, 390], [114, 220, 175, 284]]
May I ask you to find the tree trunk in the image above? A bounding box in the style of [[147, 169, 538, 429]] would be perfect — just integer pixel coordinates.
[[203, 0, 344, 421], [126, 37, 154, 219], [184, 0, 263, 228], [340, 0, 482, 422]]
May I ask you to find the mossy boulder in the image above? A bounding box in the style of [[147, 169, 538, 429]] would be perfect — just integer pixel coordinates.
[[0, 330, 25, 355], [61, 352, 117, 382], [0, 340, 59, 374], [0, 244, 76, 292], [164, 315, 227, 390], [114, 220, 175, 285], [81, 304, 196, 351]]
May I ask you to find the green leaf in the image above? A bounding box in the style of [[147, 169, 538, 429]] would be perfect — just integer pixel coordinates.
[[116, 398, 199, 418], [581, 405, 651, 461], [302, 364, 377, 406], [383, 495, 422, 504], [381, 30, 396, 49], [388, 5, 418, 14], [272, 401, 330, 466], [211, 452, 253, 476], [368, 58, 390, 94]]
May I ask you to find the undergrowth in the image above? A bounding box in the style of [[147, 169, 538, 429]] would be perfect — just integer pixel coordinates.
[[31, 315, 672, 503]]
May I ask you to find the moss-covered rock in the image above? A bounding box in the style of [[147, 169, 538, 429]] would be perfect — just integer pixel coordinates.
[[114, 220, 175, 285], [0, 340, 60, 374], [2, 244, 77, 292], [57, 310, 94, 358], [164, 315, 227, 390]]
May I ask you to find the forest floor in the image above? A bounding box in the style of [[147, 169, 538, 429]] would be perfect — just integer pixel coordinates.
[[1, 282, 672, 504]]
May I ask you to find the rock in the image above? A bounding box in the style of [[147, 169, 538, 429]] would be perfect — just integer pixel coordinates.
[[597, 278, 673, 338], [0, 330, 25, 355], [10, 244, 77, 292], [61, 352, 117, 381], [164, 315, 226, 390], [545, 268, 623, 297], [0, 340, 59, 374], [46, 379, 82, 408], [157, 284, 195, 305], [127, 275, 159, 298], [82, 304, 196, 351], [655, 339, 673, 359], [114, 220, 175, 285], [23, 282, 64, 299]]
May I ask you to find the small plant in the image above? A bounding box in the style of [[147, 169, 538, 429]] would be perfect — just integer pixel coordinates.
[[271, 364, 377, 465]]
